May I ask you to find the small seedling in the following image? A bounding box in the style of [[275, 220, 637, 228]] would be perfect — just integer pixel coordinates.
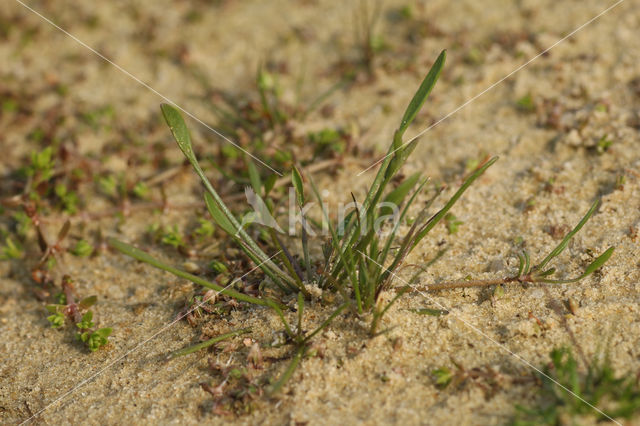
[[194, 218, 215, 238], [45, 276, 112, 352], [0, 236, 24, 260], [77, 327, 113, 352], [97, 174, 118, 198], [209, 260, 228, 275], [160, 225, 185, 249], [596, 135, 613, 154], [71, 239, 94, 257], [132, 181, 150, 200], [444, 213, 463, 234], [516, 94, 535, 112]]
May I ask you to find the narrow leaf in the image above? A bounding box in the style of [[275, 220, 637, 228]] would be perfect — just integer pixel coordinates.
[[581, 247, 614, 277], [168, 328, 251, 359], [292, 166, 305, 206], [108, 238, 275, 308], [268, 345, 305, 394], [536, 199, 601, 271], [247, 158, 262, 195], [398, 50, 446, 136]]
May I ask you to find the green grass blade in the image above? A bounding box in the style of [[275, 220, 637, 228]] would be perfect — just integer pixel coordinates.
[[378, 177, 430, 268], [309, 174, 359, 302], [303, 302, 349, 343], [160, 104, 274, 269], [292, 166, 305, 205], [297, 292, 304, 339], [397, 50, 446, 137], [581, 247, 614, 277], [108, 238, 273, 308], [411, 157, 498, 248], [268, 345, 305, 394], [205, 192, 294, 290], [168, 328, 251, 359], [265, 299, 295, 338], [539, 247, 614, 284], [536, 199, 601, 272]]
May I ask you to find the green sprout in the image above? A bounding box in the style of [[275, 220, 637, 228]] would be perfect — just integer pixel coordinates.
[[516, 93, 535, 112], [0, 237, 24, 260], [78, 328, 112, 352], [46, 311, 65, 328], [132, 181, 150, 199], [28, 146, 55, 180], [433, 367, 453, 388], [444, 213, 463, 234], [209, 260, 228, 275], [161, 226, 185, 249], [76, 311, 95, 330], [194, 218, 215, 238], [97, 174, 118, 198], [596, 135, 613, 154], [54, 183, 79, 214], [71, 239, 94, 257]]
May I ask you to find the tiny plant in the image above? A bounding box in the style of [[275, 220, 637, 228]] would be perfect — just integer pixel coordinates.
[[45, 275, 112, 352], [71, 239, 94, 257]]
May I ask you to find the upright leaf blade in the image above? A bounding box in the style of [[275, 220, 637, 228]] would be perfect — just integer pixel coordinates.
[[292, 166, 305, 206], [536, 199, 601, 272], [397, 50, 446, 136], [247, 158, 262, 195]]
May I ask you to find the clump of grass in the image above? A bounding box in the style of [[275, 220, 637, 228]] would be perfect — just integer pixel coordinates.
[[514, 347, 640, 424], [110, 50, 613, 394]]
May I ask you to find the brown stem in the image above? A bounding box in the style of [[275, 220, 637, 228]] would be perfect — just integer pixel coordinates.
[[414, 276, 524, 292]]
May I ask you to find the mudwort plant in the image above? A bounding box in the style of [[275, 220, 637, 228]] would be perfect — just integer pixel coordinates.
[[109, 50, 613, 393], [514, 346, 640, 424]]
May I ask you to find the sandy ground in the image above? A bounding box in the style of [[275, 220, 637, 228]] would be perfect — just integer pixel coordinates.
[[1, 0, 640, 424]]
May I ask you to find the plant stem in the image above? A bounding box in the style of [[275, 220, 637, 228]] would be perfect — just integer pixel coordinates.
[[268, 344, 306, 394], [168, 328, 251, 359]]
